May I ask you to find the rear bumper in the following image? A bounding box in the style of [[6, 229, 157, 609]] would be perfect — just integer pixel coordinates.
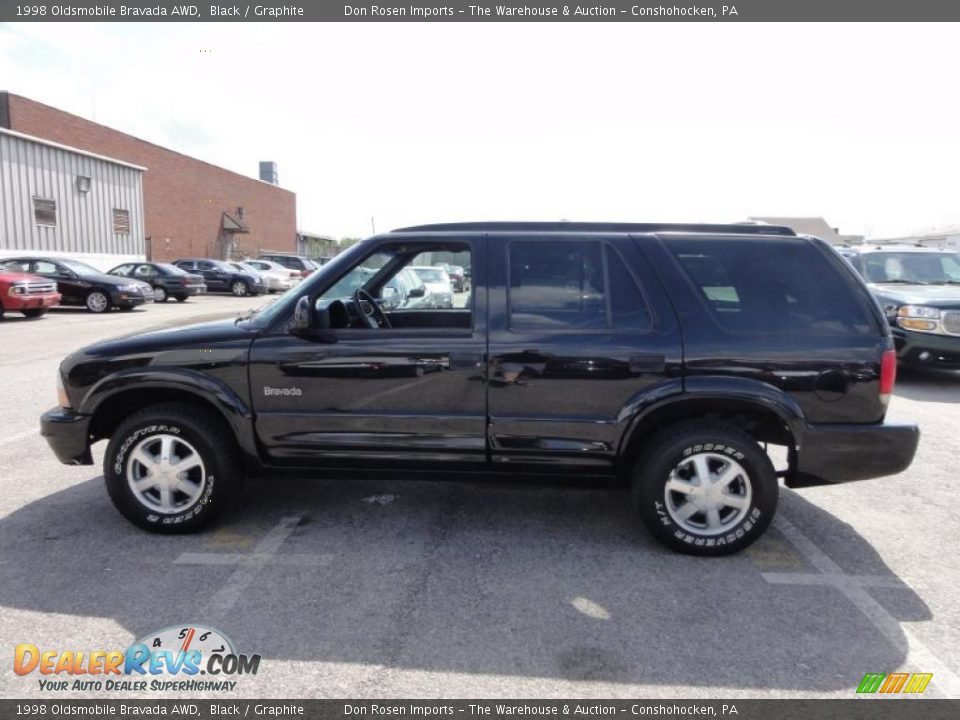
[[40, 407, 93, 465], [789, 421, 919, 488], [893, 328, 960, 368]]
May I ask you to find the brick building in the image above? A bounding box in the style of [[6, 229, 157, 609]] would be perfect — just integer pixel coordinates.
[[0, 92, 297, 265]]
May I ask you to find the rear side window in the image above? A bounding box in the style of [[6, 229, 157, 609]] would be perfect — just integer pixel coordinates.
[[665, 238, 874, 336], [508, 240, 651, 331]]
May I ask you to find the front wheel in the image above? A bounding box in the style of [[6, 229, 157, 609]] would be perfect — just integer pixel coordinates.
[[104, 402, 243, 533], [154, 286, 168, 303], [86, 290, 111, 313], [231, 280, 249, 297], [632, 422, 778, 556]]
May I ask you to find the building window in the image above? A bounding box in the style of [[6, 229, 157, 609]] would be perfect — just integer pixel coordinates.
[[33, 198, 57, 227], [76, 176, 91, 193], [112, 208, 131, 235]]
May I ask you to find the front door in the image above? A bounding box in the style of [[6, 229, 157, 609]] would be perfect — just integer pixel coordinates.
[[249, 235, 486, 469]]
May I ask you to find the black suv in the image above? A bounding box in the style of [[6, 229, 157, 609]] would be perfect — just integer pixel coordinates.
[[838, 244, 960, 368], [40, 222, 919, 556]]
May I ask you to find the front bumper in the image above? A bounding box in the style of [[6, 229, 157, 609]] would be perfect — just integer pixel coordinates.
[[789, 421, 919, 488], [112, 289, 152, 307], [5, 293, 61, 310], [40, 407, 93, 465], [893, 327, 960, 368]]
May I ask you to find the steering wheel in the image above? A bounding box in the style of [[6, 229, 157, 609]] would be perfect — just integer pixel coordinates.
[[352, 288, 391, 329]]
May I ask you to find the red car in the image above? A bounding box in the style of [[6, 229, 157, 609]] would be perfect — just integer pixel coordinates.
[[0, 271, 61, 319]]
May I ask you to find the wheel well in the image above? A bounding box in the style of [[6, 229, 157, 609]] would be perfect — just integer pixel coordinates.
[[89, 388, 229, 442], [619, 398, 796, 475]]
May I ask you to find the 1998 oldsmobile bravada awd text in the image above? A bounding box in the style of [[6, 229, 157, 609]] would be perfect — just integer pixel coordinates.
[[40, 222, 920, 556]]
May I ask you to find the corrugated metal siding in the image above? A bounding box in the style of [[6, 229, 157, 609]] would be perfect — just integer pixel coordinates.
[[0, 132, 145, 255]]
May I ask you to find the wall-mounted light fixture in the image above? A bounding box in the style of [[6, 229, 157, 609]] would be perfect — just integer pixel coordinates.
[[76, 176, 91, 193]]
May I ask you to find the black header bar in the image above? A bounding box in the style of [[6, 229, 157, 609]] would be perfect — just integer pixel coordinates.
[[2, 0, 960, 22]]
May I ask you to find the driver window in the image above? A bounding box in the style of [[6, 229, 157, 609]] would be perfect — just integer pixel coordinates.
[[313, 246, 472, 330]]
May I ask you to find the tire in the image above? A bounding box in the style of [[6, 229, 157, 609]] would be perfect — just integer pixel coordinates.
[[22, 309, 47, 318], [154, 286, 168, 303], [119, 306, 135, 312], [103, 402, 244, 533], [632, 422, 778, 556], [175, 295, 188, 303], [231, 280, 249, 297], [86, 290, 111, 313], [0, 302, 5, 320]]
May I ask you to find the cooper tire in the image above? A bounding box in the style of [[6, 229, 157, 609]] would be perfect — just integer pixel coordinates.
[[104, 402, 243, 533], [86, 290, 110, 313], [632, 422, 778, 556]]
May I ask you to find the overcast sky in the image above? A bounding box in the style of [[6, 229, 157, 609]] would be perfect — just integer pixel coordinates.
[[1, 22, 958, 239]]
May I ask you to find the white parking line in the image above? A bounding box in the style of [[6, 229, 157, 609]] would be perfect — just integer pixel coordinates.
[[769, 514, 960, 698], [174, 516, 320, 623]]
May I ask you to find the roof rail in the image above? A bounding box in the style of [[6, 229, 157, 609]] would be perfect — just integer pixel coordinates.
[[391, 221, 797, 236]]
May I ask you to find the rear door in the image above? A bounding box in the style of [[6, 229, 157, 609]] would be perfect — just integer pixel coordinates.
[[486, 233, 682, 472]]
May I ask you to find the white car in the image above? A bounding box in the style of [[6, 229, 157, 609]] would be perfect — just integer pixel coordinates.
[[410, 266, 454, 308], [237, 260, 301, 294]]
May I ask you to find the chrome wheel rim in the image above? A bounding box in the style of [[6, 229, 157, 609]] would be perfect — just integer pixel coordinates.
[[232, 282, 247, 296], [87, 292, 108, 312], [126, 434, 206, 514], [664, 452, 752, 536], [154, 287, 166, 301]]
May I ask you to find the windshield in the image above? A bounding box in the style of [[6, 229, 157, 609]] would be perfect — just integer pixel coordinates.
[[413, 268, 447, 283], [59, 259, 101, 275], [862, 252, 960, 284]]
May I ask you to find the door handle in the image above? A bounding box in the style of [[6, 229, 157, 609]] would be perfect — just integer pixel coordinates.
[[629, 353, 666, 373], [449, 353, 484, 369]]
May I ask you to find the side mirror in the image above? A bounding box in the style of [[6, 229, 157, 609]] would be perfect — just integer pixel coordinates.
[[408, 287, 426, 298], [292, 295, 313, 332]]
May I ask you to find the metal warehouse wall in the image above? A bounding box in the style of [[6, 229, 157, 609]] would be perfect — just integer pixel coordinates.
[[0, 130, 145, 256]]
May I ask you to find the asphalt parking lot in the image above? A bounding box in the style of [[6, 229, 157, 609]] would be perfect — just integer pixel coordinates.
[[1, 295, 958, 700]]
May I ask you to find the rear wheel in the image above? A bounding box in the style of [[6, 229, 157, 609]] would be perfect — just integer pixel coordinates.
[[175, 295, 188, 303], [104, 402, 243, 533], [632, 422, 778, 556], [231, 280, 249, 297], [86, 290, 110, 313], [0, 302, 5, 320], [22, 309, 47, 318]]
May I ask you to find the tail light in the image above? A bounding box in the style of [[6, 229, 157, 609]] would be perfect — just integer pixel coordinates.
[[879, 349, 897, 406], [290, 270, 302, 278], [180, 278, 189, 286]]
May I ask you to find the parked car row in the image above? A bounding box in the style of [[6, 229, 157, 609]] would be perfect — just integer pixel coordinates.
[[0, 251, 314, 317]]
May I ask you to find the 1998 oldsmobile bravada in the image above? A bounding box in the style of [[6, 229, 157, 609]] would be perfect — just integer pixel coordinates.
[[41, 222, 920, 556]]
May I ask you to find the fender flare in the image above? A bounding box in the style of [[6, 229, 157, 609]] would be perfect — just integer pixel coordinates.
[[80, 368, 258, 460], [617, 375, 806, 459]]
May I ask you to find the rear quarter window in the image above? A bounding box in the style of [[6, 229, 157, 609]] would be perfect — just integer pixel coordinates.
[[664, 237, 875, 336]]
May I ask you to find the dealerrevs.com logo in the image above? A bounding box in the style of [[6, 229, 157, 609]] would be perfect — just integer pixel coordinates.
[[13, 625, 261, 693]]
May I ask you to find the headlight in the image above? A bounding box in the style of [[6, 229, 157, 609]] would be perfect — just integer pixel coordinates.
[[118, 284, 140, 292], [57, 372, 70, 409], [897, 305, 941, 333], [7, 285, 27, 296]]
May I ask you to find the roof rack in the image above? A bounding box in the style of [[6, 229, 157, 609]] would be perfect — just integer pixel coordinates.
[[391, 221, 797, 236]]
